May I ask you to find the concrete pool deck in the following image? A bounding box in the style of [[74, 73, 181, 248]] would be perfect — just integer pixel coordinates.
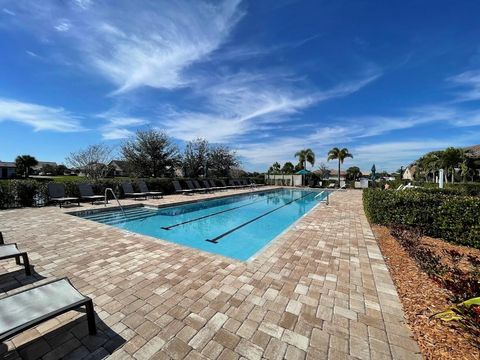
[[0, 188, 421, 359]]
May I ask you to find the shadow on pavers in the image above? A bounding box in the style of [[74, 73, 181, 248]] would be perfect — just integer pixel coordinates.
[[0, 267, 46, 293], [0, 309, 125, 360]]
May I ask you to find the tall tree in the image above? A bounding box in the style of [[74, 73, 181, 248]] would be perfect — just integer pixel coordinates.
[[316, 162, 330, 179], [281, 162, 295, 174], [294, 149, 315, 170], [327, 147, 353, 187], [183, 138, 210, 178], [460, 160, 472, 183], [441, 147, 464, 183], [417, 151, 441, 182], [370, 164, 376, 180], [121, 130, 180, 178], [346, 166, 362, 181], [15, 155, 38, 178], [66, 144, 112, 180], [208, 144, 239, 177], [268, 162, 281, 174]]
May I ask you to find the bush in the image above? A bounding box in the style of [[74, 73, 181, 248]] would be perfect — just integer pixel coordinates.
[[15, 180, 40, 207], [409, 183, 480, 196], [0, 181, 16, 209], [364, 188, 480, 248], [0, 176, 266, 209]]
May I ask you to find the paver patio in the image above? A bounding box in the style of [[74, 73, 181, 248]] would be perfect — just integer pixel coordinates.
[[0, 189, 421, 359]]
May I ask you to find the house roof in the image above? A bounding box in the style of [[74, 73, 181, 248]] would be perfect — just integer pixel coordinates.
[[313, 169, 347, 176], [33, 161, 58, 169], [0, 162, 15, 167], [465, 144, 480, 158], [109, 160, 129, 170], [405, 165, 417, 174], [328, 170, 347, 176]]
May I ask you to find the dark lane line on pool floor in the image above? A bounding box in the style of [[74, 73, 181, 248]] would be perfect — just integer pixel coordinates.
[[205, 191, 315, 244], [160, 194, 276, 230]]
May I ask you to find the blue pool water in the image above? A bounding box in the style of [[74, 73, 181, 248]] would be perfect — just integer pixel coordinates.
[[74, 188, 329, 261]]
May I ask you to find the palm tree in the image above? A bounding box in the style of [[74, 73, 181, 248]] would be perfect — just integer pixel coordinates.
[[327, 147, 353, 187], [15, 155, 38, 178], [440, 147, 464, 183], [294, 149, 315, 170]]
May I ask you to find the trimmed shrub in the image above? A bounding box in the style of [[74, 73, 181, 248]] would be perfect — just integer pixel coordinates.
[[0, 181, 16, 209], [0, 176, 265, 209], [15, 180, 40, 207], [363, 188, 480, 248]]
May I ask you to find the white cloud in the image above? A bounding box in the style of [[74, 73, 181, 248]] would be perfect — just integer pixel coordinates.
[[235, 101, 480, 171], [350, 134, 480, 170], [72, 0, 92, 10], [102, 128, 135, 140], [54, 20, 71, 32], [0, 98, 84, 132], [2, 8, 15, 15], [8, 0, 244, 94], [25, 50, 39, 57], [448, 70, 480, 102], [162, 70, 381, 143], [97, 113, 148, 140]]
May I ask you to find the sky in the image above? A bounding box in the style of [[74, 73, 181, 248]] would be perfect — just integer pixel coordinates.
[[1, 0, 480, 172]]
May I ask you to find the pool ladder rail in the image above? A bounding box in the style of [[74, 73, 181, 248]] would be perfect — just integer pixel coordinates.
[[104, 188, 126, 216], [314, 190, 329, 205]]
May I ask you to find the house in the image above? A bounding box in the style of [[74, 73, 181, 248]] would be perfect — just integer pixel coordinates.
[[0, 162, 16, 179], [402, 165, 417, 180], [108, 160, 129, 177], [32, 161, 58, 175], [325, 170, 347, 181]]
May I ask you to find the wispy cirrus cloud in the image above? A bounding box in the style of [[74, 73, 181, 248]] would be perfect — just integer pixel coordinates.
[[236, 100, 480, 170], [97, 112, 148, 140], [0, 97, 84, 132], [2, 8, 15, 16], [161, 69, 381, 143], [448, 70, 480, 102], [4, 0, 245, 94]]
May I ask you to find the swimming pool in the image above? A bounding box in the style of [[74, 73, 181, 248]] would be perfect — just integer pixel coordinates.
[[74, 188, 329, 261]]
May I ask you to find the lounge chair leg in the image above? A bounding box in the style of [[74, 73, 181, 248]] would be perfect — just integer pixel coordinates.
[[85, 300, 97, 335], [22, 253, 31, 276], [15, 255, 22, 265]]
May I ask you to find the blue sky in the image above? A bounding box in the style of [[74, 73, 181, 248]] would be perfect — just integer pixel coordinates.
[[1, 0, 480, 172]]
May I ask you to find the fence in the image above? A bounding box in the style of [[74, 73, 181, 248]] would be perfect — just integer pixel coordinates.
[[265, 174, 303, 186]]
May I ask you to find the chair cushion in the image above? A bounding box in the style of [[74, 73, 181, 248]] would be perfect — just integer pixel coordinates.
[[0, 244, 20, 258], [0, 279, 86, 335]]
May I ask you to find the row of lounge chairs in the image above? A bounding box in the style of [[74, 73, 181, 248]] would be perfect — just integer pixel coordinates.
[[173, 179, 260, 195], [48, 179, 261, 206], [48, 181, 163, 207], [0, 231, 96, 342]]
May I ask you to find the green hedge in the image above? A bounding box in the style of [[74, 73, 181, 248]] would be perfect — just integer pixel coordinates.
[[405, 182, 480, 196], [363, 188, 480, 248], [0, 177, 262, 209]]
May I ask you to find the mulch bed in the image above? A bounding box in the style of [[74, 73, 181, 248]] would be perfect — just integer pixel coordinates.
[[372, 225, 480, 360]]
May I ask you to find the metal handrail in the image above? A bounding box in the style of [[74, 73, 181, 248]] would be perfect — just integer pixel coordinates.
[[315, 190, 329, 205], [104, 188, 126, 216]]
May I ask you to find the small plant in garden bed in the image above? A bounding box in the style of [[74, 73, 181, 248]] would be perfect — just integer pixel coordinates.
[[389, 225, 480, 301], [389, 225, 480, 347], [433, 297, 480, 348]]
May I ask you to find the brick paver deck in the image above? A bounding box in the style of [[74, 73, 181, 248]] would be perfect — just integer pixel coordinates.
[[0, 189, 421, 359]]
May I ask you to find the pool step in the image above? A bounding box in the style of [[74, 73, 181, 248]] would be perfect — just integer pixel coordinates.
[[100, 212, 160, 225], [82, 207, 156, 222]]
